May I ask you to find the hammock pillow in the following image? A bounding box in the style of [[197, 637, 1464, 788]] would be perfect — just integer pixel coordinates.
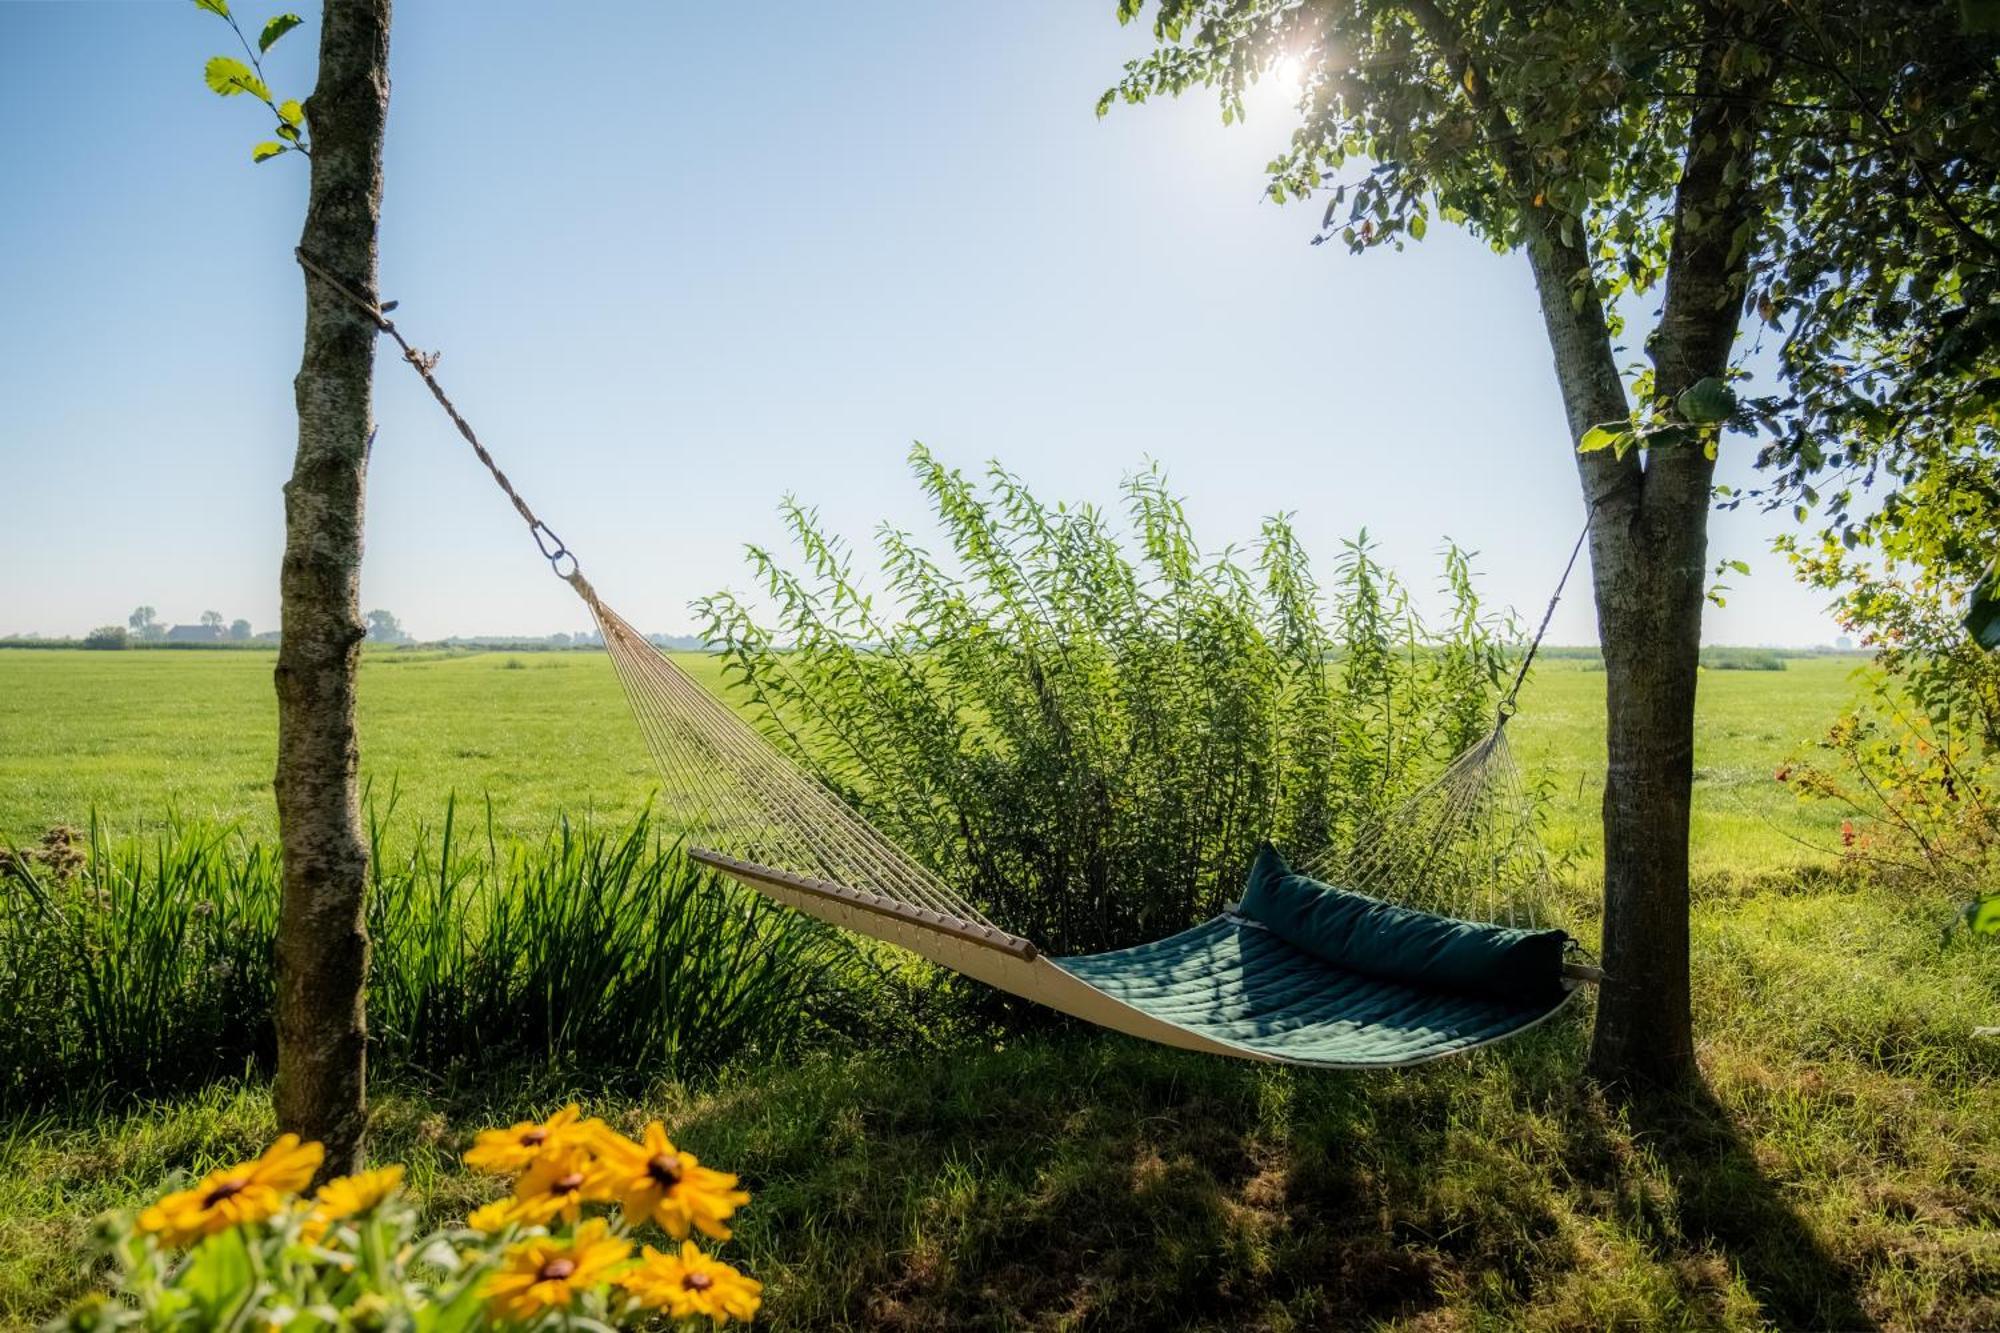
[[1237, 842, 1569, 1004]]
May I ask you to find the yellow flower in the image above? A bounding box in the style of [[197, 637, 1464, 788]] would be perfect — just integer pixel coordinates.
[[482, 1218, 631, 1325], [467, 1197, 523, 1235], [464, 1104, 603, 1175], [618, 1240, 763, 1325], [592, 1121, 750, 1241], [509, 1143, 610, 1226], [136, 1135, 324, 1248], [299, 1164, 404, 1245]]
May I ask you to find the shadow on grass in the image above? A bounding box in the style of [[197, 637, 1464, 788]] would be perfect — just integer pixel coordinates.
[[1623, 1080, 1877, 1331], [3, 1021, 1888, 1332], [649, 1011, 1882, 1331]]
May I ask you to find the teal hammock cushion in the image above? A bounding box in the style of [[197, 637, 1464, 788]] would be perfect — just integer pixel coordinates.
[[1054, 846, 1577, 1068]]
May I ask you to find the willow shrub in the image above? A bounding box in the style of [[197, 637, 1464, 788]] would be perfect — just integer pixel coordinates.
[[699, 448, 1514, 957], [0, 805, 855, 1110]]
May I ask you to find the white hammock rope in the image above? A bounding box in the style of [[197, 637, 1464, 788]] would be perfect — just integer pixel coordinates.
[[294, 247, 1577, 965]]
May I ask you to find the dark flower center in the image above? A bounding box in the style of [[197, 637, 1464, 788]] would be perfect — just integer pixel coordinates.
[[537, 1257, 577, 1282], [647, 1153, 683, 1188], [551, 1171, 585, 1194], [683, 1271, 714, 1292], [201, 1178, 248, 1209], [519, 1129, 548, 1147]]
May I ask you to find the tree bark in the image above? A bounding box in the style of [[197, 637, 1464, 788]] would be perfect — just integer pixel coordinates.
[[1520, 34, 1765, 1088], [1406, 0, 1770, 1089], [1517, 226, 1707, 1089], [273, 0, 392, 1176]]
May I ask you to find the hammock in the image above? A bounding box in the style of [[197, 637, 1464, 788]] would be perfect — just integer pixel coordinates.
[[298, 251, 1599, 1069]]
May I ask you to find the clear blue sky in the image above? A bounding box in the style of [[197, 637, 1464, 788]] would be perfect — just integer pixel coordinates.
[[0, 1, 1841, 645]]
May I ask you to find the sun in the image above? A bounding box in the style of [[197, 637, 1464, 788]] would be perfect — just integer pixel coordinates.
[[1271, 53, 1306, 101]]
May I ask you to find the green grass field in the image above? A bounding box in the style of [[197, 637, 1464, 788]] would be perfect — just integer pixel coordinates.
[[0, 648, 1864, 881], [4, 646, 1993, 1332]]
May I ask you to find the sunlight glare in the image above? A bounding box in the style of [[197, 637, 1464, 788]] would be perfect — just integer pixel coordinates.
[[1271, 53, 1306, 101]]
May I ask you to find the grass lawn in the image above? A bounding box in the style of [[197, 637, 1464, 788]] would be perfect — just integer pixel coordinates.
[[4, 879, 1995, 1329], [5, 645, 1992, 1331], [0, 648, 1865, 878]]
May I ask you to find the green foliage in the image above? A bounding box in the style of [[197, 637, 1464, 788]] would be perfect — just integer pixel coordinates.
[[699, 448, 1512, 957], [200, 57, 269, 101], [82, 627, 129, 651], [1676, 377, 1738, 426], [1781, 679, 1999, 936], [1735, 16, 1999, 555], [63, 1177, 502, 1333], [257, 12, 301, 53], [191, 1, 310, 163], [1104, 1, 1995, 491], [1782, 469, 2000, 758], [1699, 646, 1786, 672], [0, 807, 858, 1111]]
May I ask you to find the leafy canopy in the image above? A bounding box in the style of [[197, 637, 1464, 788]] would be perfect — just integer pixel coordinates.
[[1102, 1, 1998, 488]]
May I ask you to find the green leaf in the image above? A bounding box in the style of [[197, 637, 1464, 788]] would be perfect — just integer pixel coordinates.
[[1725, 559, 1751, 576], [259, 13, 303, 53], [178, 1229, 254, 1320], [1965, 561, 2000, 649], [1676, 376, 1738, 425], [278, 98, 305, 126], [192, 0, 230, 17], [1578, 424, 1625, 454], [1409, 213, 1426, 241], [1970, 896, 2000, 934], [204, 56, 272, 101], [252, 141, 286, 162]]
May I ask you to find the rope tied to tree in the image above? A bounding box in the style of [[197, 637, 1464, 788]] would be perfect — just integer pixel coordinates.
[[291, 254, 1573, 941], [294, 247, 580, 585], [1496, 499, 1598, 723]]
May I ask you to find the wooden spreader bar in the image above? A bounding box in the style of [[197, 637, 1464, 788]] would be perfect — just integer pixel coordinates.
[[689, 847, 1041, 963]]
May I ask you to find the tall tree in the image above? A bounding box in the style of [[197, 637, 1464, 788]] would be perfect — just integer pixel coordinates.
[[1102, 0, 1993, 1085], [272, 0, 392, 1173]]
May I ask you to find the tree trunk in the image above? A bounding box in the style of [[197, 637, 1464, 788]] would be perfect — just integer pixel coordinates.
[[1519, 40, 1763, 1086], [273, 0, 392, 1176], [1409, 0, 1768, 1089], [1585, 464, 1709, 1087], [1518, 225, 1705, 1088]]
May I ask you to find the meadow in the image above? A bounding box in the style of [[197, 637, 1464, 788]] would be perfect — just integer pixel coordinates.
[[3, 646, 1995, 1331], [0, 647, 1864, 877]]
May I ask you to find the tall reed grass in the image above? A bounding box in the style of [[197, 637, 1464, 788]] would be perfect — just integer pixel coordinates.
[[0, 803, 856, 1111]]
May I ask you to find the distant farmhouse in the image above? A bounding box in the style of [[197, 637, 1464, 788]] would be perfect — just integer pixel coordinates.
[[165, 623, 223, 644]]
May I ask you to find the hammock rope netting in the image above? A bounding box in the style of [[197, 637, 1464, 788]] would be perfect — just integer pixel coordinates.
[[298, 248, 1595, 1070]]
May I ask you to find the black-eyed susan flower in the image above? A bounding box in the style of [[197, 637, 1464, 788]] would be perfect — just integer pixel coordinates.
[[467, 1197, 523, 1235], [299, 1164, 404, 1245], [509, 1143, 609, 1227], [482, 1218, 631, 1325], [591, 1121, 750, 1241], [618, 1240, 763, 1325], [136, 1135, 324, 1248], [463, 1104, 602, 1175]]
